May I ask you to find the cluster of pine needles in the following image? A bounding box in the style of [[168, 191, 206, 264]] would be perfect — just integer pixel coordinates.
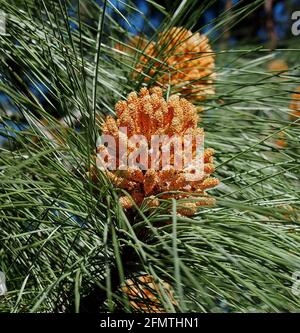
[[0, 0, 300, 312]]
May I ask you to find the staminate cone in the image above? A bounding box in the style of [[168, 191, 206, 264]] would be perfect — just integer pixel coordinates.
[[122, 274, 177, 313], [289, 86, 300, 121], [133, 27, 216, 102], [275, 131, 287, 149], [94, 87, 219, 216], [267, 59, 288, 74]]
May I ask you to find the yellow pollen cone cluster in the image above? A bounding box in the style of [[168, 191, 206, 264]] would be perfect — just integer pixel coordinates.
[[289, 86, 300, 121], [129, 27, 216, 103], [121, 274, 177, 313], [94, 87, 219, 216]]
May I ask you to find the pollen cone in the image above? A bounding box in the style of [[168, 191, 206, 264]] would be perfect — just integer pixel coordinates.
[[133, 27, 216, 103], [289, 86, 300, 121], [94, 87, 219, 216], [122, 274, 177, 313]]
